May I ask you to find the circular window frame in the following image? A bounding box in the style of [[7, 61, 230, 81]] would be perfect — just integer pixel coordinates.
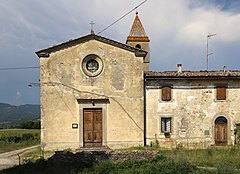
[[82, 54, 103, 77]]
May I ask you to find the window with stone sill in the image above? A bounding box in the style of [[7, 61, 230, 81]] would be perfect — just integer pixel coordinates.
[[161, 117, 171, 133]]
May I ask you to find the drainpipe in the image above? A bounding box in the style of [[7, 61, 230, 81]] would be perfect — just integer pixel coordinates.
[[143, 73, 147, 146]]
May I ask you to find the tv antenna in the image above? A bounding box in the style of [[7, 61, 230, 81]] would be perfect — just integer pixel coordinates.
[[206, 33, 217, 70]]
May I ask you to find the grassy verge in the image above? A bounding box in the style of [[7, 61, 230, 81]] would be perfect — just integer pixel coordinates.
[[0, 129, 40, 153], [159, 146, 240, 169]]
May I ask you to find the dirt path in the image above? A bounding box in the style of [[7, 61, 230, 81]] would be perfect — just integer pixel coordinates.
[[0, 145, 40, 170]]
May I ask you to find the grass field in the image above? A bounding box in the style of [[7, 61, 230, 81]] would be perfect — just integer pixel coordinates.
[[0, 129, 40, 153]]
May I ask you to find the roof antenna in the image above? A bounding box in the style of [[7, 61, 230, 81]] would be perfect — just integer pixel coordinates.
[[206, 33, 217, 71]]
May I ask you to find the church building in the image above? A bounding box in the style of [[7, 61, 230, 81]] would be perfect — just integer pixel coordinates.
[[36, 13, 240, 150]]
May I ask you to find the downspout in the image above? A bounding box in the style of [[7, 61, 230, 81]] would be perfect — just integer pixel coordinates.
[[143, 73, 147, 146]]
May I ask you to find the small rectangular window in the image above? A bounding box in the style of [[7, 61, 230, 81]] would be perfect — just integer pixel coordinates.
[[161, 117, 171, 133], [162, 86, 172, 101], [216, 85, 226, 100]]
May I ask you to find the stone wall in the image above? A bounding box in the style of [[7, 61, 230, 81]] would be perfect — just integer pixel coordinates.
[[50, 150, 159, 164], [146, 78, 240, 148]]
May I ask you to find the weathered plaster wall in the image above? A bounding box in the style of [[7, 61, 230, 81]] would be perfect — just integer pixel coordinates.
[[40, 40, 146, 150], [146, 79, 240, 148]]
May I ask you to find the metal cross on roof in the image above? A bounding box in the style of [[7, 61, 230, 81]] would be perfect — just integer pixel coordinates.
[[90, 21, 95, 34]]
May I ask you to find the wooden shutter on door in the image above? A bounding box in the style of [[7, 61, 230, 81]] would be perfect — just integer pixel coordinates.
[[83, 111, 94, 144], [215, 124, 227, 145], [216, 86, 226, 100], [162, 86, 171, 101], [93, 110, 102, 144]]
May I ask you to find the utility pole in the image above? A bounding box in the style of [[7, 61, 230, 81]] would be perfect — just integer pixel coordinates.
[[206, 33, 217, 70]]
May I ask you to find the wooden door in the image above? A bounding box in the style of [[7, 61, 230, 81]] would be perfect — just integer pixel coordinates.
[[83, 109, 102, 147], [215, 124, 227, 145]]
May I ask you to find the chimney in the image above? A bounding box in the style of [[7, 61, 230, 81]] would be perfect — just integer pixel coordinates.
[[177, 64, 182, 73]]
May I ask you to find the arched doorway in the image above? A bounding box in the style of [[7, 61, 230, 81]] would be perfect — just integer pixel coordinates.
[[215, 116, 228, 145]]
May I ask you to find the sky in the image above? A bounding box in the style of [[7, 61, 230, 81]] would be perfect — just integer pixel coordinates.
[[0, 0, 240, 105]]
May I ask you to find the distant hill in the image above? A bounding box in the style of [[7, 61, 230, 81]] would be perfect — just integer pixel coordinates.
[[0, 103, 40, 128]]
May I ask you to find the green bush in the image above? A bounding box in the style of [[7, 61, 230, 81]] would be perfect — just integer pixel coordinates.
[[20, 120, 40, 129]]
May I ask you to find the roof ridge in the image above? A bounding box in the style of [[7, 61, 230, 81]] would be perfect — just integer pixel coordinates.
[[36, 34, 147, 58], [145, 70, 240, 78]]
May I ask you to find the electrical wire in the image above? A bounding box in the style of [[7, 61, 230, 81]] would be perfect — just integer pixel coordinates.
[[17, 1, 148, 128], [97, 0, 148, 34], [0, 1, 147, 72], [0, 0, 148, 73], [0, 66, 39, 71], [42, 81, 144, 131]]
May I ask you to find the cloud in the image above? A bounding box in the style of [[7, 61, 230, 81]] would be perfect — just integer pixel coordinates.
[[135, 1, 240, 45], [0, 0, 240, 104], [176, 7, 240, 45], [134, 0, 240, 70]]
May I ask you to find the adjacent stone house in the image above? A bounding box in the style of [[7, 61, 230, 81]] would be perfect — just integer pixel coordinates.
[[145, 67, 240, 148], [36, 13, 240, 150]]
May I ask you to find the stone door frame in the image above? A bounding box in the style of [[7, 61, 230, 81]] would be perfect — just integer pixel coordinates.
[[212, 114, 231, 145], [214, 116, 228, 145], [83, 108, 103, 147], [78, 99, 108, 148]]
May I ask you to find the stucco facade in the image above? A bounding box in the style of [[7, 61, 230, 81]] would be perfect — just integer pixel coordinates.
[[37, 34, 149, 150]]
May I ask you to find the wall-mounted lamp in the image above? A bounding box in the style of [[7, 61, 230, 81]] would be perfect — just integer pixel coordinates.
[[28, 82, 40, 88]]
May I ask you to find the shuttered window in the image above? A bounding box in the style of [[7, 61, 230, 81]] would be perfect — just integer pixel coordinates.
[[161, 117, 171, 133], [162, 86, 172, 101], [216, 85, 226, 100]]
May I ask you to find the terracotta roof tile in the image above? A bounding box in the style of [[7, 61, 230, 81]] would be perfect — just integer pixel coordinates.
[[145, 70, 240, 78], [128, 12, 147, 37], [127, 12, 149, 42]]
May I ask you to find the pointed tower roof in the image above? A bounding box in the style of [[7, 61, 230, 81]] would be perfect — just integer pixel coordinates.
[[127, 12, 149, 42]]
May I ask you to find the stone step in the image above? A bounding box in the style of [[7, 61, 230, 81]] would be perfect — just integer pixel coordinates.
[[77, 146, 111, 152]]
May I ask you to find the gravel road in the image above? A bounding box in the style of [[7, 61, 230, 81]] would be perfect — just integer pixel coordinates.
[[0, 145, 39, 170]]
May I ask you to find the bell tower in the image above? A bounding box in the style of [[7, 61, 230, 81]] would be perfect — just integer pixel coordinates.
[[126, 12, 150, 70]]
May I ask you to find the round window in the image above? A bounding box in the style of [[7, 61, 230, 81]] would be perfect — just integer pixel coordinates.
[[86, 59, 99, 72], [82, 54, 103, 77]]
